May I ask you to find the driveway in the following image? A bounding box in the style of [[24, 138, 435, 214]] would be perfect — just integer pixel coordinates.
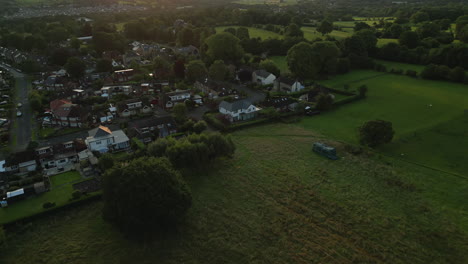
[[0, 64, 33, 152], [233, 83, 266, 103]]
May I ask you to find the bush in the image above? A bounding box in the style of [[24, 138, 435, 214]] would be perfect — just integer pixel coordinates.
[[405, 70, 418, 78], [71, 191, 82, 200], [42, 202, 56, 209]]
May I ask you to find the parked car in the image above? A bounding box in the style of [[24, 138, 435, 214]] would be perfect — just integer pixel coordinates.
[[17, 103, 22, 108], [16, 110, 22, 117]]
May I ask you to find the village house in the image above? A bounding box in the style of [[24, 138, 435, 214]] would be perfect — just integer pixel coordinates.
[[113, 69, 135, 82], [1, 150, 37, 175], [43, 75, 65, 91], [122, 51, 141, 66], [219, 99, 260, 122], [100, 85, 133, 98], [127, 116, 177, 144], [35, 140, 87, 176], [176, 45, 199, 57], [162, 90, 191, 108], [263, 97, 297, 112], [85, 125, 130, 153], [116, 98, 152, 118], [273, 77, 304, 93], [194, 80, 238, 99], [252, 70, 276, 85], [49, 99, 87, 128]]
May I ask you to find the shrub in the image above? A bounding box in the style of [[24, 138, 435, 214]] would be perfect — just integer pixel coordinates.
[[43, 202, 56, 209], [405, 70, 418, 78], [71, 191, 82, 200]]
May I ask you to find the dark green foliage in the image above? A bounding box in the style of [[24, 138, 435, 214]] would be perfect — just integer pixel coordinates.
[[102, 157, 192, 235], [416, 22, 440, 39], [315, 93, 334, 111], [448, 67, 465, 82], [287, 41, 340, 78], [317, 20, 333, 36], [98, 154, 114, 172], [359, 120, 394, 148], [354, 29, 377, 53], [458, 25, 468, 43], [209, 60, 229, 81], [223, 27, 236, 36], [410, 11, 430, 23], [399, 31, 420, 49], [358, 85, 368, 97], [65, 57, 86, 79], [42, 202, 56, 209], [354, 22, 371, 32], [71, 191, 82, 200], [148, 133, 235, 168], [96, 59, 113, 73], [172, 103, 188, 124], [336, 57, 351, 74], [259, 59, 280, 77], [236, 27, 250, 40], [193, 121, 207, 134], [186, 60, 208, 83], [285, 23, 303, 38], [205, 32, 244, 63]]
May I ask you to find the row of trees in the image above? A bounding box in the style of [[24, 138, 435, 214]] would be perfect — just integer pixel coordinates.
[[101, 132, 235, 236]]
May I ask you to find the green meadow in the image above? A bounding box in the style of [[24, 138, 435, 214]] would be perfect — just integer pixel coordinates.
[[215, 26, 284, 40], [299, 70, 468, 176], [1, 123, 467, 263]]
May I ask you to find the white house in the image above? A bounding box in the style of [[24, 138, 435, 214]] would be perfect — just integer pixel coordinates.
[[252, 70, 276, 85], [273, 77, 304, 93], [85, 126, 130, 153], [219, 99, 260, 122]]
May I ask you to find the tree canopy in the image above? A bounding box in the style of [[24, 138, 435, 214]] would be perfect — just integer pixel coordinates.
[[102, 157, 192, 235], [205, 32, 244, 63], [359, 120, 395, 148]]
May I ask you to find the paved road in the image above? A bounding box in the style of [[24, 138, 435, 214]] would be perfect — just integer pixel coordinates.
[[0, 64, 33, 152], [234, 84, 266, 103]]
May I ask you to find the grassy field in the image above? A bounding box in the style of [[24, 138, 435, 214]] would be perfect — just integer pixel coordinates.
[[1, 124, 467, 263], [299, 70, 468, 176], [374, 59, 425, 73], [377, 38, 398, 47], [0, 171, 82, 225], [232, 0, 297, 5], [215, 26, 283, 40], [302, 27, 351, 41]]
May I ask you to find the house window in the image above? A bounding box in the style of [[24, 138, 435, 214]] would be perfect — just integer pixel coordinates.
[[64, 143, 73, 148], [96, 141, 101, 145]]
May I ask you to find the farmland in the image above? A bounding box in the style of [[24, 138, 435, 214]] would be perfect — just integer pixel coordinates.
[[302, 26, 351, 41], [1, 123, 467, 263], [299, 70, 468, 176], [215, 26, 283, 40]]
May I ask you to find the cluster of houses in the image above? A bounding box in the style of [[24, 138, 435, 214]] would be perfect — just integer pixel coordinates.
[[251, 69, 305, 93]]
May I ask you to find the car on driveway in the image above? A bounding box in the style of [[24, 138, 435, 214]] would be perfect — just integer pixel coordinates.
[[16, 110, 22, 117]]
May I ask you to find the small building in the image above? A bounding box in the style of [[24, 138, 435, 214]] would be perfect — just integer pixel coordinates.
[[252, 70, 276, 85], [85, 125, 130, 153], [162, 90, 191, 109], [6, 188, 25, 203], [117, 99, 152, 118], [273, 77, 304, 93], [219, 99, 260, 122], [128, 116, 177, 143]]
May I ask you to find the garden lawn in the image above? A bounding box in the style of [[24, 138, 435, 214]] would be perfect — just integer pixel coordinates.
[[377, 38, 398, 47], [1, 124, 467, 263], [215, 26, 283, 40], [269, 56, 289, 74], [0, 171, 82, 225], [298, 70, 468, 175]]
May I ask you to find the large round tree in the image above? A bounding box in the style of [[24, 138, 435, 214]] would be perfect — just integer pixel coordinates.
[[205, 32, 244, 63], [286, 42, 316, 79], [359, 120, 395, 148], [102, 157, 192, 235]]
